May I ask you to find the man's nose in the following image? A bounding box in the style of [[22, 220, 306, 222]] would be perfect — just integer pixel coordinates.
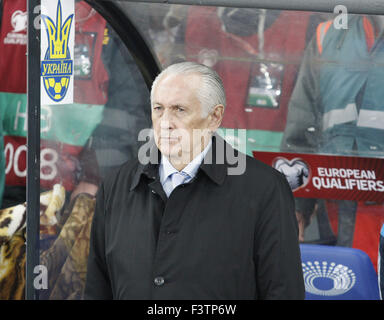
[[159, 109, 174, 129]]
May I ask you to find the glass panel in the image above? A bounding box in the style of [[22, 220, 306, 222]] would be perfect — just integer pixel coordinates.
[[119, 2, 384, 273], [39, 1, 151, 300], [0, 0, 28, 300], [0, 0, 151, 299]]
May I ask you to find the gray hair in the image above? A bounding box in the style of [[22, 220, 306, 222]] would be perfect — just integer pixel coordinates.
[[150, 61, 226, 117]]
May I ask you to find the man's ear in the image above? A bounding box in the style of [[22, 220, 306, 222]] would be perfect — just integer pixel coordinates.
[[208, 104, 224, 132]]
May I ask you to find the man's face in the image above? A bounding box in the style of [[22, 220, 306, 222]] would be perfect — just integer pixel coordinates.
[[151, 73, 213, 165]]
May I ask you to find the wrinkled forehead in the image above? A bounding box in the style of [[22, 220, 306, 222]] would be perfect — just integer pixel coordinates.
[[152, 73, 202, 106]]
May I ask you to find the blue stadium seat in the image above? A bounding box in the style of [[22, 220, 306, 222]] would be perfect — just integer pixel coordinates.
[[300, 244, 380, 300]]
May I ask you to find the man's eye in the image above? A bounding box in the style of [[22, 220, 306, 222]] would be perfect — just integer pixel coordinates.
[[153, 106, 162, 111], [176, 107, 185, 112]]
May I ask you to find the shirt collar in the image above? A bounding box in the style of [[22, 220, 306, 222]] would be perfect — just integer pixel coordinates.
[[130, 134, 229, 191], [159, 139, 212, 184], [159, 156, 178, 185]]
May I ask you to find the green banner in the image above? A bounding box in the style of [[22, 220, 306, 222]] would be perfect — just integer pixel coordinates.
[[0, 92, 104, 146]]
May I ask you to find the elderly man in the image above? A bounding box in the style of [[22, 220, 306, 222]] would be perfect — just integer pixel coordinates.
[[84, 62, 304, 300]]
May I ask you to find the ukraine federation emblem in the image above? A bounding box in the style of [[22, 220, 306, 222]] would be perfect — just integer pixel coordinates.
[[41, 0, 74, 102]]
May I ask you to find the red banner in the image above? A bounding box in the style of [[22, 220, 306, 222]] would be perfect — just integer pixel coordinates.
[[252, 151, 384, 202], [4, 135, 82, 191]]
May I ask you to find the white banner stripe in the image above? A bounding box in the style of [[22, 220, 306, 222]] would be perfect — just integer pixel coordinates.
[[322, 103, 358, 131], [357, 109, 384, 130]]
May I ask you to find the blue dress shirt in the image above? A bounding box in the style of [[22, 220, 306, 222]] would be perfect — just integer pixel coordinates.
[[159, 140, 212, 197]]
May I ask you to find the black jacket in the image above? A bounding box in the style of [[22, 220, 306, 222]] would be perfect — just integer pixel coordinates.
[[84, 135, 304, 300]]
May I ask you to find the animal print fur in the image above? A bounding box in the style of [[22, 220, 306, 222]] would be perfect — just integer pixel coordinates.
[[0, 185, 66, 300], [0, 230, 26, 300]]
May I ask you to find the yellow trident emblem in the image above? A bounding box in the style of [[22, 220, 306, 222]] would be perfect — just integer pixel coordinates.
[[41, 0, 74, 102]]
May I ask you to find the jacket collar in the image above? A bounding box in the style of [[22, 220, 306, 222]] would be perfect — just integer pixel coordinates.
[[199, 134, 228, 185], [130, 134, 230, 191], [130, 139, 159, 191]]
